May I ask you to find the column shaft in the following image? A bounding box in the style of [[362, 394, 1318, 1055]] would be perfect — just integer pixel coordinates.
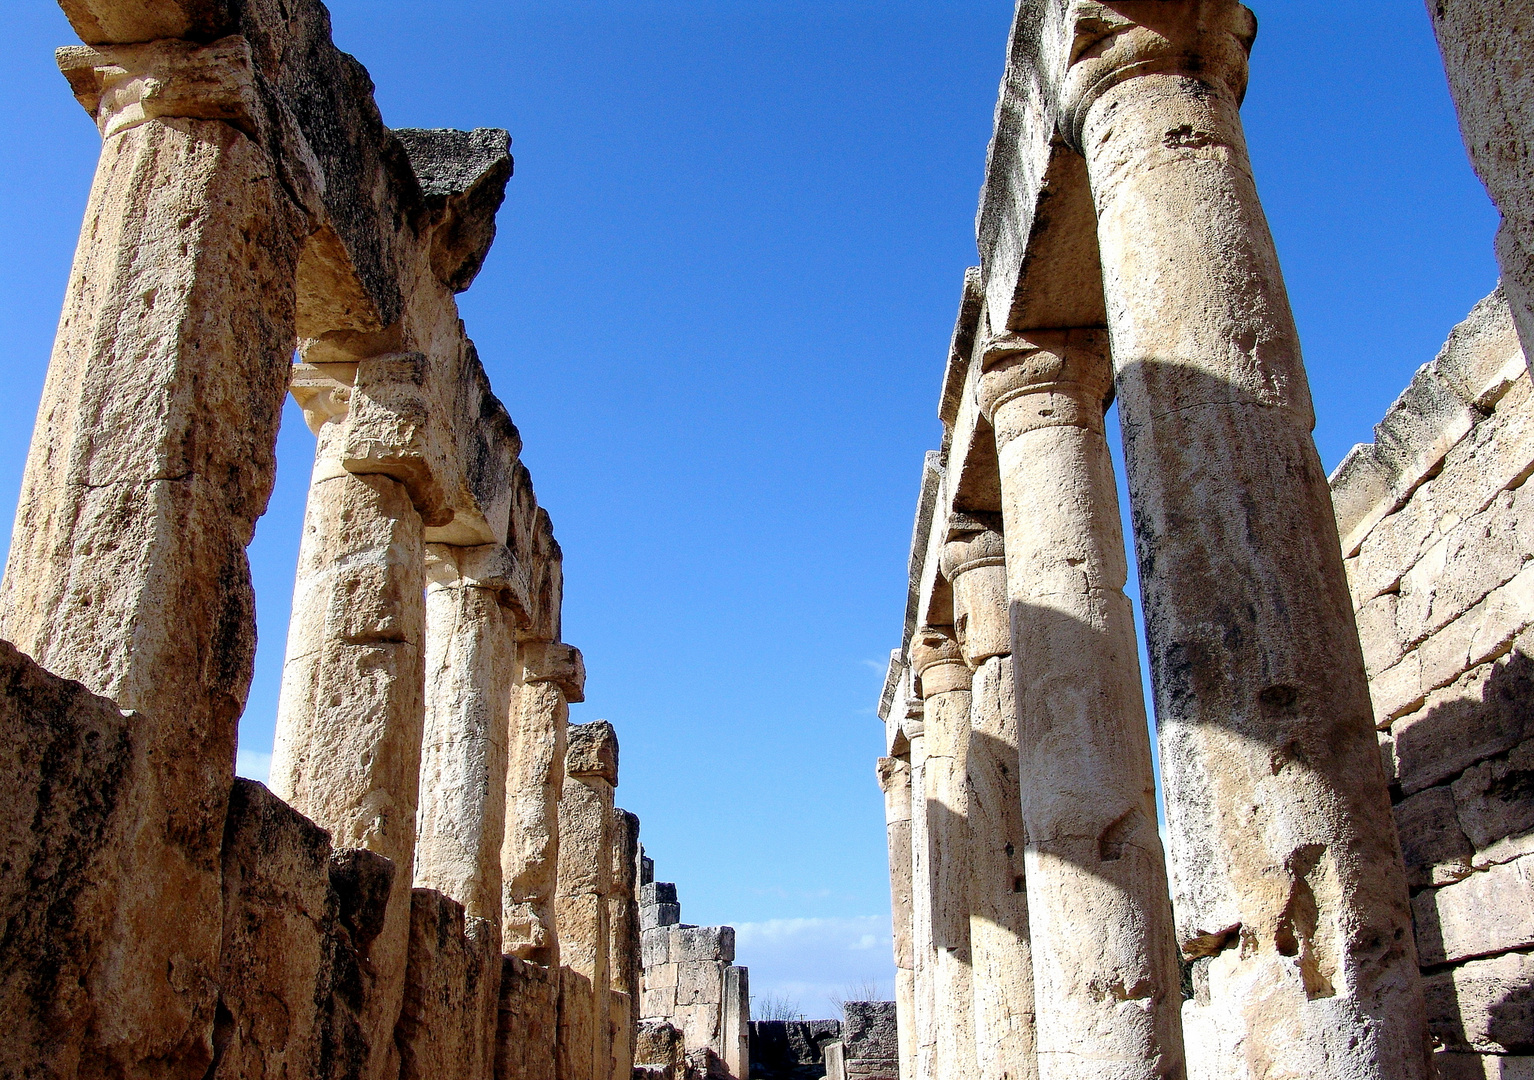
[[555, 722, 619, 1080], [911, 634, 977, 1080], [503, 645, 581, 964], [944, 529, 1039, 1080], [878, 755, 916, 1080], [414, 545, 517, 940], [907, 728, 934, 1080], [0, 114, 300, 1077], [271, 420, 427, 1080], [980, 340, 1183, 1080], [1066, 7, 1430, 1075]]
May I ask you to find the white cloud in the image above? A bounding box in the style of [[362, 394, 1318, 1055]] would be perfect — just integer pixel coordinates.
[[236, 750, 272, 784], [734, 916, 895, 1021]]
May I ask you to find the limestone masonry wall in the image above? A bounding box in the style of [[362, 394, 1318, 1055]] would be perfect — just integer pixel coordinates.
[[1330, 288, 1534, 1080]]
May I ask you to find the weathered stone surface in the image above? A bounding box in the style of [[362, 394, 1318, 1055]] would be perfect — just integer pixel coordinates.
[[1394, 785, 1475, 889], [503, 666, 570, 963], [1393, 650, 1534, 796], [0, 98, 303, 1078], [1434, 1052, 1534, 1080], [747, 1021, 843, 1080], [215, 780, 336, 1080], [964, 655, 1036, 1080], [415, 548, 517, 938], [397, 890, 500, 1080], [1413, 854, 1534, 966], [569, 720, 620, 783], [497, 957, 557, 1080], [0, 641, 169, 1080], [841, 1002, 898, 1076], [876, 756, 915, 1080], [909, 630, 975, 1080], [1069, 4, 1431, 1070], [1453, 737, 1534, 862], [1429, 0, 1534, 364], [979, 329, 1181, 1080], [1423, 951, 1534, 1054], [393, 127, 513, 293], [634, 1019, 685, 1072]]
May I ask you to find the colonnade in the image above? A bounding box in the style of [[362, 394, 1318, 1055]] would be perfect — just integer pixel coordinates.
[[879, 3, 1431, 1078], [0, 8, 644, 1079]]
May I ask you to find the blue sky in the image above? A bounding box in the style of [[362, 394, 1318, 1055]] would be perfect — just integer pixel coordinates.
[[0, 1, 1500, 1019]]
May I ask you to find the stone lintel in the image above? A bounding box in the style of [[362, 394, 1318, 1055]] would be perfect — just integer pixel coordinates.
[[520, 641, 585, 703], [566, 720, 618, 784]]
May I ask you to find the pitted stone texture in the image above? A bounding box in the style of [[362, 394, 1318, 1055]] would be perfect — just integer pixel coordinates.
[[414, 557, 516, 937], [397, 889, 500, 1080], [1423, 951, 1534, 1055], [1066, 5, 1430, 1075], [497, 957, 557, 1080], [569, 719, 620, 783], [965, 655, 1037, 1080], [1429, 0, 1534, 364], [502, 673, 569, 962], [0, 109, 302, 1079], [393, 128, 512, 294]]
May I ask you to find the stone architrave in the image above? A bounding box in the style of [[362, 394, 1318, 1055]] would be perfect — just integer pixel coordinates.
[[555, 720, 620, 1080], [415, 543, 524, 942], [941, 526, 1038, 1080], [977, 332, 1183, 1080], [505, 641, 585, 963], [270, 398, 427, 1080], [1058, 3, 1432, 1076], [0, 40, 304, 1078], [876, 755, 916, 1080], [909, 630, 977, 1080]]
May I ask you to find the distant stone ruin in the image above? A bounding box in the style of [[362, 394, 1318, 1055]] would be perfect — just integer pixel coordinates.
[[876, 3, 1534, 1080]]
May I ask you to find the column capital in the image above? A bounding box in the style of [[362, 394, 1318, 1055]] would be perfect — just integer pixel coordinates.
[[976, 329, 1113, 447], [58, 36, 262, 141], [939, 522, 1005, 583], [1058, 0, 1256, 153], [290, 362, 356, 434], [520, 640, 586, 703], [909, 627, 971, 698], [424, 543, 534, 625]]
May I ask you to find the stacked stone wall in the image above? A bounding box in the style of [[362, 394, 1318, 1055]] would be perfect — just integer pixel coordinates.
[[636, 875, 750, 1079], [1331, 288, 1534, 1079]]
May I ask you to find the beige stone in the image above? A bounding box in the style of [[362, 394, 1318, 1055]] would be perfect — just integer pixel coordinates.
[[497, 956, 558, 1080], [504, 643, 583, 963], [397, 890, 500, 1080], [556, 721, 619, 1080], [965, 655, 1037, 1080], [1422, 951, 1534, 1054], [1413, 854, 1534, 966], [978, 331, 1182, 1080], [1060, 5, 1431, 1075], [909, 630, 977, 1080], [0, 89, 304, 1076], [877, 755, 916, 1080], [414, 545, 519, 940]]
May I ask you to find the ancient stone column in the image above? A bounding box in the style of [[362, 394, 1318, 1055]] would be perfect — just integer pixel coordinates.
[[977, 334, 1183, 1080], [941, 525, 1038, 1080], [270, 374, 427, 1080], [555, 720, 620, 1080], [877, 755, 916, 1080], [504, 641, 585, 963], [905, 712, 934, 1080], [909, 630, 977, 1080], [610, 808, 642, 1080], [1059, 4, 1430, 1076], [0, 40, 304, 1078], [414, 543, 522, 942]]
